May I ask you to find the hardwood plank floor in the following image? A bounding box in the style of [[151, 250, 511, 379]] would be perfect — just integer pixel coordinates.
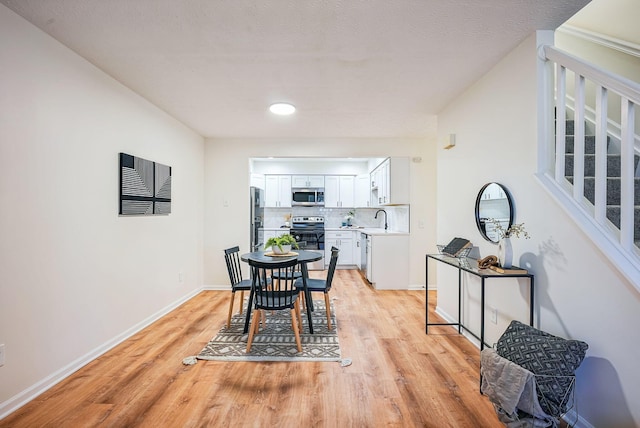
[[0, 269, 503, 427]]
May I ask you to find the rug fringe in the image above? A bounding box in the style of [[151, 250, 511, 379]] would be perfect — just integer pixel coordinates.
[[182, 356, 198, 365]]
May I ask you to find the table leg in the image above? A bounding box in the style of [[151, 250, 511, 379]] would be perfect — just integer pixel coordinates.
[[480, 277, 486, 392], [529, 276, 535, 326], [457, 268, 462, 334], [301, 263, 314, 334], [243, 269, 256, 334], [480, 278, 486, 350], [425, 255, 429, 334]]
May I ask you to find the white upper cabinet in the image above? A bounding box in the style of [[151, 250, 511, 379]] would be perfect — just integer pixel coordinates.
[[291, 175, 324, 188], [324, 176, 355, 208], [355, 174, 371, 208], [370, 157, 409, 206], [264, 175, 292, 207]]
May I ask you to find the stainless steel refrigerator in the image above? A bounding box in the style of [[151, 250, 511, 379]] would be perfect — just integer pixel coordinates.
[[249, 187, 265, 251]]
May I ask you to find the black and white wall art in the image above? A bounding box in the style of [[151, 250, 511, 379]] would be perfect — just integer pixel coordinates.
[[119, 153, 172, 215]]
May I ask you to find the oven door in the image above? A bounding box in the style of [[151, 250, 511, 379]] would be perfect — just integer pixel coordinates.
[[291, 229, 325, 270]]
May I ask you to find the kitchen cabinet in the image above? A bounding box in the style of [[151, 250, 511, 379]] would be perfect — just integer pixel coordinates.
[[325, 230, 354, 266], [355, 174, 371, 208], [291, 175, 324, 188], [367, 233, 409, 289], [324, 175, 355, 208], [264, 175, 292, 207], [370, 157, 410, 206]]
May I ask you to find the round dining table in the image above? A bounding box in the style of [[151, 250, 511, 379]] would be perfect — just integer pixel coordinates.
[[240, 250, 323, 334]]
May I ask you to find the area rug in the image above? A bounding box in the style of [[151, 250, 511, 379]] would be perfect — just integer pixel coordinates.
[[188, 300, 342, 362]]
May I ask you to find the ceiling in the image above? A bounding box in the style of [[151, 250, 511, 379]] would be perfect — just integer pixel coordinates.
[[2, 0, 592, 139]]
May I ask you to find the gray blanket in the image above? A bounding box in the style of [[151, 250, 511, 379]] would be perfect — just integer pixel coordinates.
[[480, 348, 556, 428]]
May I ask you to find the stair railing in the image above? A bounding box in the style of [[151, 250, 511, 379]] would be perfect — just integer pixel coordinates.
[[537, 42, 640, 288]]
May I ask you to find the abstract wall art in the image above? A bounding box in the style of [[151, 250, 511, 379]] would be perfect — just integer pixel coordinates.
[[119, 153, 172, 215]]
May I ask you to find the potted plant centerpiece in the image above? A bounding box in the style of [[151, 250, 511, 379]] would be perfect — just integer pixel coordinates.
[[264, 233, 299, 255]]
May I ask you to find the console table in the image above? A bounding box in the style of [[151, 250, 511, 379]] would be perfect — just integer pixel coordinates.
[[425, 253, 534, 350]]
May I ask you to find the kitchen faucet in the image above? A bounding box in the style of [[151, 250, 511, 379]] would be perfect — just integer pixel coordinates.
[[374, 209, 388, 230]]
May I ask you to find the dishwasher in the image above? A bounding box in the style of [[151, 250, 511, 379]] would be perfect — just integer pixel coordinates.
[[359, 233, 372, 283]]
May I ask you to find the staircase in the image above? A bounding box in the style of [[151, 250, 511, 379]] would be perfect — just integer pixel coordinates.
[[563, 119, 640, 248], [540, 43, 640, 288]]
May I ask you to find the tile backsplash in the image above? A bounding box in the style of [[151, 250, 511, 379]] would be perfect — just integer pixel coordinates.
[[264, 205, 409, 232]]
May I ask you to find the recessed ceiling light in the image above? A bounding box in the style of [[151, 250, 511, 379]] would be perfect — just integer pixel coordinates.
[[269, 102, 296, 115]]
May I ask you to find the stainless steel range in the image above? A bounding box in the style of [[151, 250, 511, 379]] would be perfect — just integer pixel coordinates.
[[290, 216, 325, 270]]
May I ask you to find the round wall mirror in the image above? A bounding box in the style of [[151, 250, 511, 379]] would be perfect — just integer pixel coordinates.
[[475, 182, 514, 243]]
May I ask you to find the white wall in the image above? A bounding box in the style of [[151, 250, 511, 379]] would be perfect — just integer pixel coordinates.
[[203, 137, 437, 288], [0, 5, 204, 415], [437, 32, 640, 427]]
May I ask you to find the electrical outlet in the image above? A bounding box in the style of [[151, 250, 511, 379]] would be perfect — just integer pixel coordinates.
[[0, 344, 5, 366], [178, 271, 184, 283], [490, 308, 498, 324]]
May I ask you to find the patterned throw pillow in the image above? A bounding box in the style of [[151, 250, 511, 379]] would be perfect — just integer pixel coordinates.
[[495, 320, 588, 416]]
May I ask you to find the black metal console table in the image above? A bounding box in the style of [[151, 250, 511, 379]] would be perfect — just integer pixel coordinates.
[[425, 253, 534, 350]]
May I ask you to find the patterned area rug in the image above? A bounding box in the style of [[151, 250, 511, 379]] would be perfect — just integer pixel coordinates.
[[193, 300, 341, 362]]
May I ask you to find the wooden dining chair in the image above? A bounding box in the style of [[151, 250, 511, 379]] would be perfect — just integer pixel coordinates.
[[223, 246, 253, 328], [246, 257, 303, 352], [295, 246, 339, 330]]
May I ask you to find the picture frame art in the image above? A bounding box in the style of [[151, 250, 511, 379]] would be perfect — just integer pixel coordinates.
[[119, 153, 171, 215]]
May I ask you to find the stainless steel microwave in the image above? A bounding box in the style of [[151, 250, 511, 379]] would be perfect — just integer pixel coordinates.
[[291, 188, 325, 206]]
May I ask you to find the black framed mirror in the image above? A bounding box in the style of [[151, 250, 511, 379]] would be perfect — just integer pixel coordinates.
[[475, 182, 514, 243]]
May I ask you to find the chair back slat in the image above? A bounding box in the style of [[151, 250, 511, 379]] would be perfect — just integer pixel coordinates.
[[325, 247, 340, 290], [249, 258, 299, 311], [224, 246, 243, 286]]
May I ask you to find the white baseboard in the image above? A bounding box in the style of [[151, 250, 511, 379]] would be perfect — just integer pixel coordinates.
[[203, 284, 229, 290], [434, 305, 482, 349], [0, 287, 203, 420]]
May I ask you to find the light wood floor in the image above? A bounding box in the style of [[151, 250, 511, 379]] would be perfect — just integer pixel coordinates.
[[0, 269, 503, 428]]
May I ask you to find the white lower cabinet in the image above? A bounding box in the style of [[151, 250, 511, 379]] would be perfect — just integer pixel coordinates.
[[325, 230, 354, 266], [354, 232, 362, 268], [368, 234, 409, 289]]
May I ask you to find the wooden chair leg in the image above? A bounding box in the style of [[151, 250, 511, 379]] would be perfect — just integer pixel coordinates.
[[324, 292, 332, 330], [227, 291, 235, 328], [290, 308, 302, 352], [299, 292, 306, 311], [246, 309, 261, 352], [294, 299, 303, 333], [238, 290, 245, 315]]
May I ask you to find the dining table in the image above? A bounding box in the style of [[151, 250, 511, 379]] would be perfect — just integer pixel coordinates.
[[240, 249, 324, 334]]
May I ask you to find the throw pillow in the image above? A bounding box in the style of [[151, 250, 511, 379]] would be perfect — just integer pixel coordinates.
[[495, 320, 588, 416]]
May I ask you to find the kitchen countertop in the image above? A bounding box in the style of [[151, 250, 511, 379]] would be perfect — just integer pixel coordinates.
[[324, 227, 409, 236], [263, 226, 409, 236]]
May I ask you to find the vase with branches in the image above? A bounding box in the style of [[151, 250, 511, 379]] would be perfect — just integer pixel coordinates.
[[487, 219, 530, 268]]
